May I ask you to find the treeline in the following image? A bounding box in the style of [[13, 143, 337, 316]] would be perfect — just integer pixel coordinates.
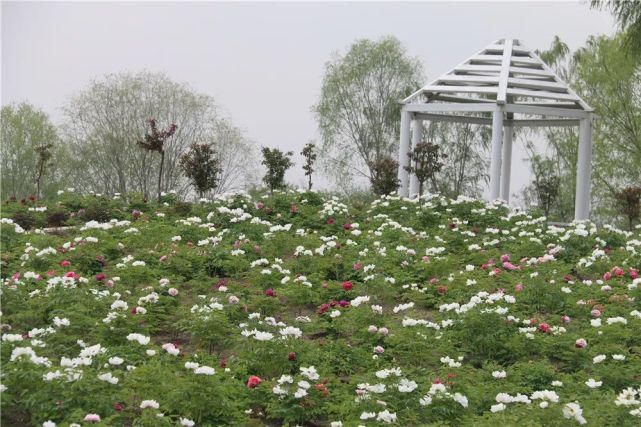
[[1, 72, 258, 201]]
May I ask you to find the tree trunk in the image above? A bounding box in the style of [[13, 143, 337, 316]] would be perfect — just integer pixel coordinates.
[[157, 151, 165, 201], [308, 174, 312, 190]]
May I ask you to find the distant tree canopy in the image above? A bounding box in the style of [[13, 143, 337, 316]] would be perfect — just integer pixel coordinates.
[[1, 103, 65, 199], [314, 36, 423, 191], [62, 71, 257, 198]]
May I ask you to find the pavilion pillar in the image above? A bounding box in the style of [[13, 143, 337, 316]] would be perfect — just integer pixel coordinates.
[[574, 116, 593, 220], [489, 107, 504, 201], [409, 118, 422, 197], [398, 109, 411, 197], [500, 116, 514, 202]]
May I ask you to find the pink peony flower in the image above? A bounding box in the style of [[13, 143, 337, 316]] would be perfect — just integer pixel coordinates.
[[132, 210, 141, 220], [514, 283, 524, 292], [60, 260, 71, 267], [502, 261, 518, 271], [353, 262, 363, 271], [378, 327, 389, 336], [575, 338, 587, 348], [591, 309, 601, 318], [167, 288, 178, 296], [159, 255, 168, 262], [84, 414, 101, 423], [603, 271, 612, 281], [631, 269, 639, 280], [373, 345, 385, 354], [500, 254, 510, 263], [561, 315, 571, 323], [247, 375, 262, 388], [367, 325, 378, 333]]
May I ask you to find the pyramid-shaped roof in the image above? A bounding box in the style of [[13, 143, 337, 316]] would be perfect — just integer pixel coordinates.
[[404, 39, 592, 112]]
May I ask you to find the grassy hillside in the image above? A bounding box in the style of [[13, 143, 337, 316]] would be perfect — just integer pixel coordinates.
[[1, 190, 640, 426]]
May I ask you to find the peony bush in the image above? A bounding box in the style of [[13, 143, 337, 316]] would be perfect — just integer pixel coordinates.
[[1, 189, 640, 426]]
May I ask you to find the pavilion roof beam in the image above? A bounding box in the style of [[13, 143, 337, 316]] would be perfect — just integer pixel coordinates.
[[413, 113, 492, 125], [497, 39, 514, 104], [504, 103, 591, 119], [404, 103, 496, 113]]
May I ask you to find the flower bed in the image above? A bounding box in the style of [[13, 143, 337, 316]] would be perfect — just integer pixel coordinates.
[[1, 190, 640, 426]]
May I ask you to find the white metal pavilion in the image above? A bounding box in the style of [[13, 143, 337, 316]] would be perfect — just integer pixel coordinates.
[[397, 38, 594, 220]]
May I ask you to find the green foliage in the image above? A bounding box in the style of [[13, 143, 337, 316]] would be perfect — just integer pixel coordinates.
[[369, 156, 400, 196], [180, 143, 222, 198], [260, 147, 294, 193]]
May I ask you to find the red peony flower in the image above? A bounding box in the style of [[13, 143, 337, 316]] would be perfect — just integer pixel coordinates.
[[95, 273, 106, 281], [326, 218, 335, 225], [317, 303, 330, 314], [342, 281, 353, 291], [264, 288, 276, 297], [603, 271, 612, 281], [60, 260, 71, 267], [538, 323, 551, 333], [247, 375, 262, 388], [343, 223, 352, 230], [288, 352, 297, 361]]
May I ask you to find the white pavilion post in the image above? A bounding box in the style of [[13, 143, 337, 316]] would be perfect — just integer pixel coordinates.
[[398, 109, 411, 197], [574, 116, 593, 220], [500, 116, 514, 202], [488, 107, 504, 200], [409, 119, 422, 197]]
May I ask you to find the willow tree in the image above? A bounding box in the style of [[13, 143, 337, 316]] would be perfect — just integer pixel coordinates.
[[314, 36, 423, 190], [1, 104, 62, 199], [591, 0, 641, 57]]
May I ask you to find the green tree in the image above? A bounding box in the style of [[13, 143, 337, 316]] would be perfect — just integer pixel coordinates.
[[404, 141, 446, 196], [591, 0, 641, 57], [615, 186, 641, 230], [314, 36, 423, 188], [301, 142, 317, 190], [180, 143, 222, 199], [261, 147, 294, 194], [0, 103, 62, 199], [369, 156, 400, 196]]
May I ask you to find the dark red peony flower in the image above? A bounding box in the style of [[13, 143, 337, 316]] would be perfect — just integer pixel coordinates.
[[342, 281, 353, 291]]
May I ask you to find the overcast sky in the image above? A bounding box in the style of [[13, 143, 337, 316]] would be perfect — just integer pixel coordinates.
[[1, 1, 615, 199]]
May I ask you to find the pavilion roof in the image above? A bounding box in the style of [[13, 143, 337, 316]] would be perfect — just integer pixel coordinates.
[[404, 38, 592, 112]]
